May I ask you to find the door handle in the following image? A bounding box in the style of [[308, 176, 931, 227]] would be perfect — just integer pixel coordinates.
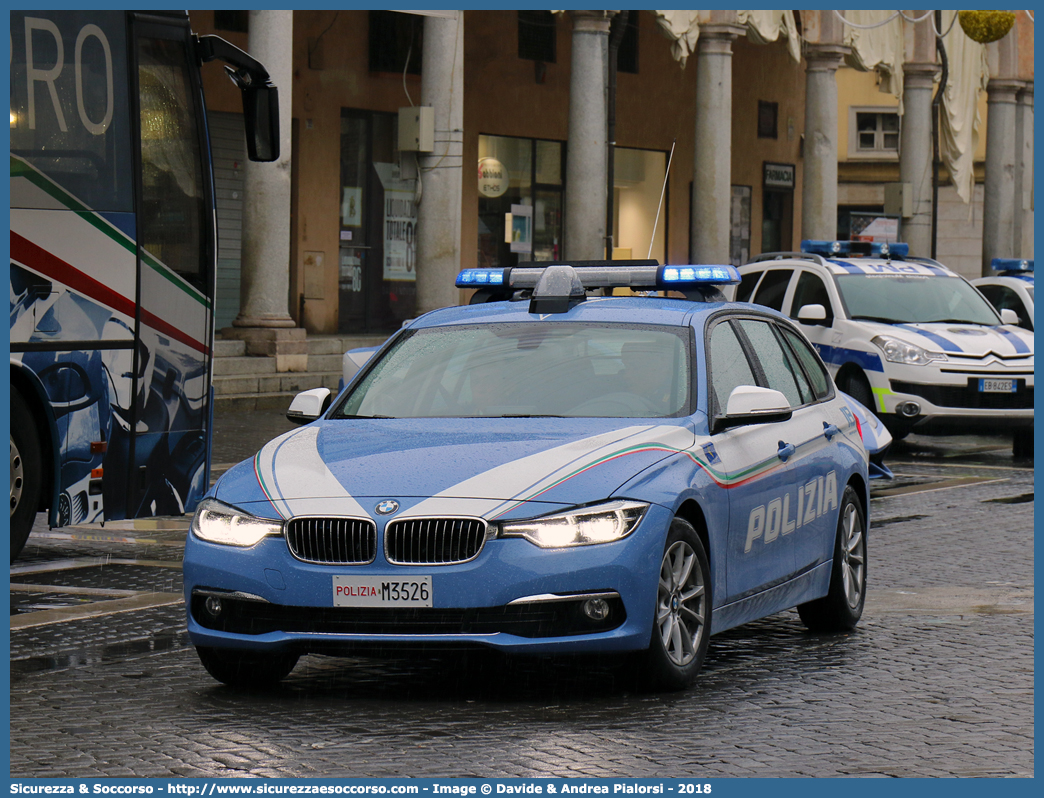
[[823, 422, 839, 440], [777, 441, 796, 462]]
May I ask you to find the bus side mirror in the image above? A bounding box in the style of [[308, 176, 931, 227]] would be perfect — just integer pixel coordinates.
[[242, 84, 280, 162]]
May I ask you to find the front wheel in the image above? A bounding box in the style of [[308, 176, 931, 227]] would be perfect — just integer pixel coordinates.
[[638, 518, 712, 691], [10, 390, 42, 562], [195, 647, 300, 688], [798, 485, 867, 632]]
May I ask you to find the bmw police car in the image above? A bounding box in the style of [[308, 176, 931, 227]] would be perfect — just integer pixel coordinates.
[[736, 242, 1034, 451], [184, 261, 871, 691], [973, 258, 1034, 332]]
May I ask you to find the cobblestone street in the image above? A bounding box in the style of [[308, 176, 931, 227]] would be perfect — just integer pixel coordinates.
[[8, 414, 1034, 778]]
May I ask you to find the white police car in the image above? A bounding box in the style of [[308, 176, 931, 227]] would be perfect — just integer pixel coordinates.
[[973, 258, 1034, 332], [737, 242, 1034, 453], [184, 261, 871, 691]]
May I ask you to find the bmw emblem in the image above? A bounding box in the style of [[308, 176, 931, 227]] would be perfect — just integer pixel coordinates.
[[375, 500, 399, 516]]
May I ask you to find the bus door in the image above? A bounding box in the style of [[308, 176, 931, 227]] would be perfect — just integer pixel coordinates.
[[119, 15, 214, 518]]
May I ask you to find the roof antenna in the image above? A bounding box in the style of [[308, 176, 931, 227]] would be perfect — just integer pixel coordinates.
[[648, 139, 676, 261]]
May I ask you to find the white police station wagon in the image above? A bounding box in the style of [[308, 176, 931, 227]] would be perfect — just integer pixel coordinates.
[[737, 242, 1034, 454], [973, 258, 1034, 332], [184, 261, 871, 691]]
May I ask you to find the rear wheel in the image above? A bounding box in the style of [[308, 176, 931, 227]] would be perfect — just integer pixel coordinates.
[[798, 485, 866, 632], [196, 646, 300, 688], [10, 390, 42, 561], [638, 518, 712, 691]]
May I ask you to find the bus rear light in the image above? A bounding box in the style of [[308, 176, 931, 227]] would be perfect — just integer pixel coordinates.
[[91, 441, 107, 454], [91, 468, 103, 479]]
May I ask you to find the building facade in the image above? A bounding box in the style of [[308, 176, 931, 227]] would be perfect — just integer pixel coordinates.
[[189, 9, 1033, 338]]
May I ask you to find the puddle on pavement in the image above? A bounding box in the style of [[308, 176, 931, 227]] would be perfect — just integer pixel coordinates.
[[9, 631, 191, 679]]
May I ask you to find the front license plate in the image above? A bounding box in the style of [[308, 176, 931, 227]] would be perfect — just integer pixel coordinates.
[[333, 575, 432, 607], [979, 378, 1016, 393]]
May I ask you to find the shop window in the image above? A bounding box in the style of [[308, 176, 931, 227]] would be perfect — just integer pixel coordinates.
[[518, 11, 556, 63], [478, 134, 564, 269], [758, 101, 778, 139], [612, 147, 667, 263], [849, 108, 900, 158], [369, 11, 422, 74]]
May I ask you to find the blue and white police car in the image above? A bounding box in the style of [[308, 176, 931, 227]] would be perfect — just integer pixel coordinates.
[[973, 258, 1034, 332], [184, 261, 871, 691], [737, 242, 1034, 452]]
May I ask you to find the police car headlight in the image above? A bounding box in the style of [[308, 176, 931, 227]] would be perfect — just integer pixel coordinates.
[[500, 500, 647, 548], [191, 498, 283, 547], [872, 335, 948, 366]]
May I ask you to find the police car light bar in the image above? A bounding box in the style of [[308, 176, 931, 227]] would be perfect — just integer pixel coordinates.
[[801, 240, 910, 259], [456, 269, 506, 287], [455, 262, 740, 292], [991, 258, 1034, 273]]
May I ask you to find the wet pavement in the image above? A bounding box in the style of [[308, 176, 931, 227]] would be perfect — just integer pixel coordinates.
[[7, 412, 1035, 778]]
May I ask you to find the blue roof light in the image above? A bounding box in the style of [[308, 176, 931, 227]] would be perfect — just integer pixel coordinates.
[[991, 257, 1034, 273], [658, 264, 740, 287], [802, 240, 909, 259], [455, 268, 506, 288]]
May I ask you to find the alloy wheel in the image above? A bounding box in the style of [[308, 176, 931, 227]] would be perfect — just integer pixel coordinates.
[[840, 502, 866, 608], [10, 437, 23, 516], [656, 540, 707, 666]]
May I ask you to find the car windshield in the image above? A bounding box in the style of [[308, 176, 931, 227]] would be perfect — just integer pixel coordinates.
[[836, 274, 1001, 325], [335, 322, 691, 419]]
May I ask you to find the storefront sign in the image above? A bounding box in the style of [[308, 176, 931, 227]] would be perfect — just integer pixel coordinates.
[[763, 162, 795, 190], [478, 156, 508, 198], [341, 187, 363, 226], [508, 204, 533, 254], [373, 163, 417, 282], [383, 189, 416, 281]]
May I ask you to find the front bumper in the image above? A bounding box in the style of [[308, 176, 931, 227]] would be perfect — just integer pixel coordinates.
[[868, 368, 1033, 430], [183, 503, 671, 656]]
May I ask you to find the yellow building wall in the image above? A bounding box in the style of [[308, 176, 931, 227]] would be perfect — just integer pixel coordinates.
[[837, 64, 989, 165]]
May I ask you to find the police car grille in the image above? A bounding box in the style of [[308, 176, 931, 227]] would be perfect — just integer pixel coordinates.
[[385, 518, 488, 564], [286, 518, 377, 564]]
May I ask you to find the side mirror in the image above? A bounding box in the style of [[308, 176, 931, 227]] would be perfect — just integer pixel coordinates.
[[796, 303, 828, 324], [242, 83, 280, 162], [1000, 308, 1019, 326], [713, 385, 793, 433], [286, 387, 332, 425]]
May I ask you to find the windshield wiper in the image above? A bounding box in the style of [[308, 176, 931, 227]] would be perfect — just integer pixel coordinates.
[[850, 315, 902, 324], [339, 414, 396, 419], [494, 414, 565, 418]]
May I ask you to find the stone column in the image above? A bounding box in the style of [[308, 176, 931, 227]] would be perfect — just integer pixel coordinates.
[[1014, 83, 1033, 258], [691, 25, 742, 264], [564, 10, 615, 261], [416, 12, 465, 314], [228, 10, 305, 371], [982, 79, 1022, 274], [899, 64, 940, 257], [801, 44, 847, 242]]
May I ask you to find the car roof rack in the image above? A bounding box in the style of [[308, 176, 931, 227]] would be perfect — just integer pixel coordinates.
[[455, 260, 742, 313], [747, 251, 829, 267]]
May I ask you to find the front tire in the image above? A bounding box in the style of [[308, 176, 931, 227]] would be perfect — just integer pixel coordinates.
[[638, 518, 712, 691], [798, 485, 867, 631], [10, 390, 42, 562], [196, 647, 300, 688]]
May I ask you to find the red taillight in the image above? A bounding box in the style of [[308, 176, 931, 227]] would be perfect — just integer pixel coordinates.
[[854, 415, 863, 441]]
